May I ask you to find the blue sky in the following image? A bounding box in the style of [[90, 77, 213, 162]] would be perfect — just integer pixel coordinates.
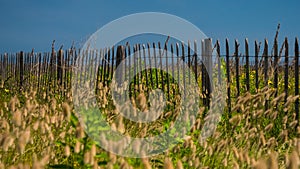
[[0, 0, 299, 53]]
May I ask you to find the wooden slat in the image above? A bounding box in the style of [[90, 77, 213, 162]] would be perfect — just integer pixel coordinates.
[[57, 50, 63, 86], [226, 39, 231, 112], [142, 45, 149, 91], [273, 37, 279, 97], [133, 45, 138, 96], [165, 43, 170, 100], [147, 43, 154, 88], [127, 43, 131, 85], [153, 43, 159, 89], [111, 46, 115, 80], [255, 41, 259, 91], [19, 51, 24, 89], [284, 37, 289, 103], [138, 44, 143, 90], [188, 41, 191, 84], [235, 40, 240, 97], [171, 43, 176, 98], [176, 43, 180, 87], [158, 42, 164, 91], [182, 42, 186, 97], [194, 40, 198, 83], [263, 39, 269, 86], [216, 40, 221, 85], [202, 39, 212, 107], [245, 38, 250, 91], [295, 38, 299, 118]]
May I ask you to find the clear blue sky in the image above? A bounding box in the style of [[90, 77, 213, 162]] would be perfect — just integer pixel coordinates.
[[0, 0, 299, 53]]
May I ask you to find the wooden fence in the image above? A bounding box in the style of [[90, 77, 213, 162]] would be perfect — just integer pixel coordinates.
[[0, 38, 299, 115]]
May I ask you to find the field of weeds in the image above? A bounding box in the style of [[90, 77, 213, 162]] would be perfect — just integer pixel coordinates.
[[0, 74, 300, 169]]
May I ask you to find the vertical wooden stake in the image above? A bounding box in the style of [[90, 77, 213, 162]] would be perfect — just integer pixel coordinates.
[[235, 40, 240, 97], [295, 38, 299, 120], [255, 41, 259, 91], [245, 38, 250, 92], [284, 37, 289, 104], [226, 39, 231, 113]]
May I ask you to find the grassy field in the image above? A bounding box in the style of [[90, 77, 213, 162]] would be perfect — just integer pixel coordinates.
[[0, 65, 300, 169]]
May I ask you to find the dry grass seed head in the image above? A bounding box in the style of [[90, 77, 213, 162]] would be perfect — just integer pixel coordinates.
[[164, 157, 174, 169], [76, 125, 85, 139], [264, 123, 273, 132], [0, 120, 10, 133], [18, 127, 31, 153], [9, 96, 18, 112], [283, 115, 288, 125], [229, 115, 242, 126], [287, 150, 300, 169], [75, 140, 81, 153], [142, 158, 151, 169], [268, 151, 278, 169], [232, 160, 239, 169], [91, 144, 97, 157], [289, 120, 298, 128], [270, 111, 278, 120], [271, 92, 286, 105], [64, 145, 70, 157], [84, 151, 90, 165], [33, 121, 39, 131], [62, 102, 71, 120], [2, 135, 14, 152], [259, 131, 266, 147], [253, 158, 268, 169]]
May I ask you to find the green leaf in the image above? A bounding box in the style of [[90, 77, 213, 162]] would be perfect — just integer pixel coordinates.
[[70, 113, 79, 127]]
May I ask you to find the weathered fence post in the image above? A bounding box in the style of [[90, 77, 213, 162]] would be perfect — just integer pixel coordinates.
[[226, 39, 231, 113], [165, 43, 170, 100], [106, 48, 111, 81], [133, 45, 138, 94], [194, 41, 198, 83], [274, 37, 279, 97], [235, 40, 240, 97], [176, 43, 180, 88], [142, 45, 149, 92], [19, 51, 24, 89], [202, 38, 212, 107], [3, 54, 6, 80], [263, 39, 269, 110], [158, 42, 164, 91], [126, 43, 132, 97], [295, 38, 299, 121], [216, 40, 221, 85], [181, 42, 186, 97], [102, 48, 107, 86], [138, 44, 143, 90], [37, 53, 42, 92], [0, 54, 3, 80], [263, 39, 269, 86], [57, 49, 63, 86], [147, 43, 154, 88], [245, 39, 250, 92], [50, 41, 56, 84], [188, 41, 191, 84], [171, 44, 176, 96], [111, 46, 115, 80], [90, 50, 96, 88], [255, 41, 259, 91], [284, 37, 289, 103], [116, 45, 125, 88], [99, 48, 104, 84]]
